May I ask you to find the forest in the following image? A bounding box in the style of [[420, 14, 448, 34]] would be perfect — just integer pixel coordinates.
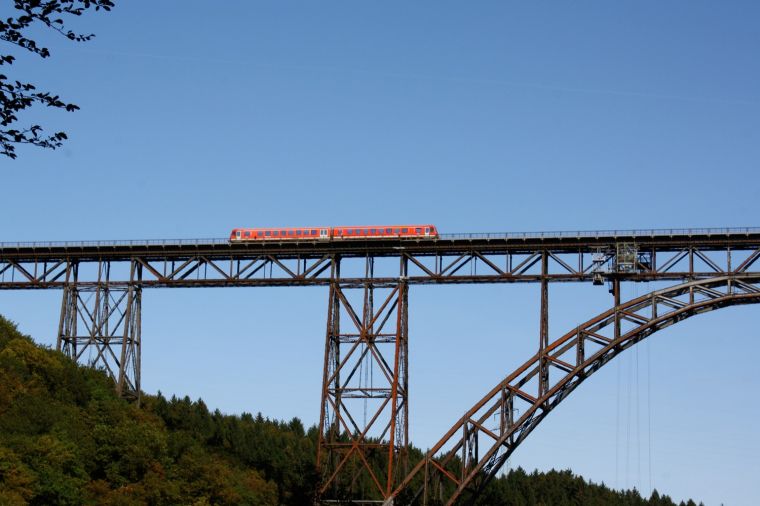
[[0, 315, 704, 505]]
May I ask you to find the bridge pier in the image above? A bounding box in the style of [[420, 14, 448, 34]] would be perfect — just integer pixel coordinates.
[[57, 260, 142, 401], [317, 257, 409, 503]]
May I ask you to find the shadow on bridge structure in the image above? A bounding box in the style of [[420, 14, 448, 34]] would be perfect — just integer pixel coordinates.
[[2, 227, 759, 505]]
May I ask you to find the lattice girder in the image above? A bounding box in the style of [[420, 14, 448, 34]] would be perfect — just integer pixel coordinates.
[[318, 258, 410, 503]]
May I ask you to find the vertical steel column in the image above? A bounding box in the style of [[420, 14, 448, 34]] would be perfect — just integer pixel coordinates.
[[117, 260, 142, 401], [387, 254, 409, 496], [316, 256, 409, 504], [57, 260, 77, 357], [539, 251, 549, 396], [57, 259, 142, 401], [317, 257, 341, 499], [613, 277, 621, 341]]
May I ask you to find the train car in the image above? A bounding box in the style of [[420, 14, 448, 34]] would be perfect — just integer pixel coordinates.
[[331, 225, 437, 239], [230, 227, 329, 241], [229, 225, 438, 241]]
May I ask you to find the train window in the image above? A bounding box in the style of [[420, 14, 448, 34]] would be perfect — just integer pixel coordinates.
[[244, 231, 250, 238], [274, 231, 280, 236], [394, 228, 400, 234], [416, 228, 422, 234], [402, 228, 408, 233], [311, 230, 317, 235], [386, 228, 392, 233], [265, 231, 271, 236], [288, 230, 294, 236], [346, 229, 352, 235], [370, 229, 376, 234]]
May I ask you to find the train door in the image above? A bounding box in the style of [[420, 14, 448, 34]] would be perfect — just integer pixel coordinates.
[[424, 227, 431, 237], [320, 228, 329, 240]]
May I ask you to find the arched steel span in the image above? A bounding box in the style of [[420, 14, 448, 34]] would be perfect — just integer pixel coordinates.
[[388, 273, 760, 505]]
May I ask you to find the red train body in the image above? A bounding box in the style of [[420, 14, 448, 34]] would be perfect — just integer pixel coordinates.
[[229, 225, 438, 241]]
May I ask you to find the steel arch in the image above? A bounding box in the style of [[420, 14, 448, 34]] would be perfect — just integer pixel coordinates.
[[388, 274, 760, 505]]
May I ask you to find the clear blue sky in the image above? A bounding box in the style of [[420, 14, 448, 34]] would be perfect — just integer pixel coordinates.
[[2, 2, 759, 504]]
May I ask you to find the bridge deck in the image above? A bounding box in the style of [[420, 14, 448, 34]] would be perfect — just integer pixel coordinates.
[[2, 227, 759, 261]]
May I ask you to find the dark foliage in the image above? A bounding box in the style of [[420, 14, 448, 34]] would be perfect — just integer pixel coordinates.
[[1, 0, 114, 159], [475, 467, 703, 506], [0, 314, 706, 505]]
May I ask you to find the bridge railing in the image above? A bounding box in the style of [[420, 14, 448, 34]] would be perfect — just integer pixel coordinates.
[[0, 227, 758, 249], [440, 226, 760, 240], [0, 238, 230, 248]]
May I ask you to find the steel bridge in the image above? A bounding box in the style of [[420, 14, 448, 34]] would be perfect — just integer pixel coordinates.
[[2, 227, 760, 505]]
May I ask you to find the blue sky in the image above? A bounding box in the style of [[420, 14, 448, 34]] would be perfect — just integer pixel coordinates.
[[1, 1, 759, 504]]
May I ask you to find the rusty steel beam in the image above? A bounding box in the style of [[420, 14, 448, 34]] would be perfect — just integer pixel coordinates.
[[2, 242, 760, 289]]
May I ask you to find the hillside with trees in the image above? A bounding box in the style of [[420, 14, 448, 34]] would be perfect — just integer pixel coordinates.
[[0, 315, 703, 505]]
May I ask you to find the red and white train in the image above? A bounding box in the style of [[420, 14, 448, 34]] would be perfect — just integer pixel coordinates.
[[230, 224, 438, 241]]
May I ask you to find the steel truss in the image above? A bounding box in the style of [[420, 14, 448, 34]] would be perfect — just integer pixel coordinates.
[[318, 258, 410, 503], [386, 272, 760, 505], [57, 260, 142, 400], [2, 233, 760, 289]]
